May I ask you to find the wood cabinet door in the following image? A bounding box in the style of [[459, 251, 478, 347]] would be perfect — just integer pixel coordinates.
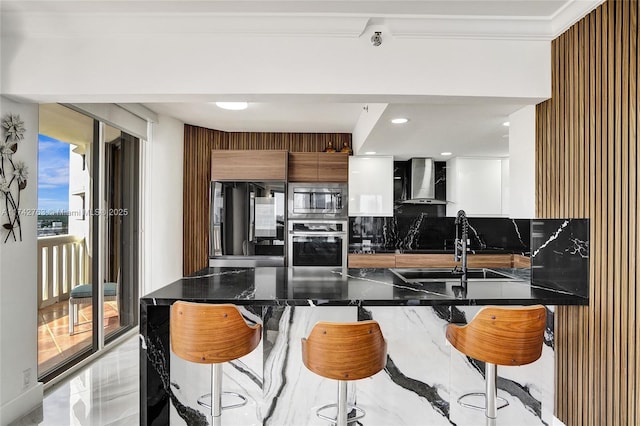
[[467, 254, 514, 268], [212, 150, 288, 180], [348, 254, 396, 268], [395, 254, 457, 268], [512, 254, 531, 268], [394, 253, 514, 268], [288, 152, 318, 182], [318, 152, 349, 182]]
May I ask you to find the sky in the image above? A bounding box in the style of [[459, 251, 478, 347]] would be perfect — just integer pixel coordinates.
[[38, 134, 69, 213]]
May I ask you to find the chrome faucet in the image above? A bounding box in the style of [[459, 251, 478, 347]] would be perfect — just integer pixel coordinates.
[[454, 209, 469, 283]]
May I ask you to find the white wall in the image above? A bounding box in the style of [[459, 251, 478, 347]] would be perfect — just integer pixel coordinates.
[[0, 97, 42, 425], [501, 158, 510, 216], [1, 28, 550, 102], [352, 104, 387, 154], [143, 114, 184, 294], [508, 105, 536, 218]]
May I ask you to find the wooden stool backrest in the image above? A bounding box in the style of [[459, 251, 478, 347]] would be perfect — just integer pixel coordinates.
[[302, 320, 387, 381], [446, 305, 546, 366], [170, 301, 261, 364]]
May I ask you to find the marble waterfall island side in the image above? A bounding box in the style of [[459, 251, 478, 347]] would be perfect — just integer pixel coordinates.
[[140, 266, 588, 425]]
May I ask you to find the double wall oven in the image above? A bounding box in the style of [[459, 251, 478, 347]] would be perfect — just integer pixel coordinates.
[[287, 183, 348, 268]]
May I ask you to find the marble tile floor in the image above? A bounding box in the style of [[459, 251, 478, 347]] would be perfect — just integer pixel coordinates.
[[15, 334, 139, 426]]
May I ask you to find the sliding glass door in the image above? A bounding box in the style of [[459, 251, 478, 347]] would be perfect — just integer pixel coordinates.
[[103, 124, 139, 343], [37, 105, 140, 381], [37, 105, 95, 376]]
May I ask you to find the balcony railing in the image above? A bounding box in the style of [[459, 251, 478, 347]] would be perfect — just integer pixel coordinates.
[[38, 235, 90, 309]]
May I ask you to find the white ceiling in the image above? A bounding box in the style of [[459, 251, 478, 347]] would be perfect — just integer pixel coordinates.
[[144, 99, 523, 160], [5, 0, 602, 159], [145, 102, 364, 134], [364, 101, 523, 160]]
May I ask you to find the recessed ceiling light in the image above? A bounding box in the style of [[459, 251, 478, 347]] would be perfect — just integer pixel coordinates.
[[391, 118, 409, 124], [440, 152, 452, 156], [215, 102, 248, 110], [364, 151, 377, 155], [503, 121, 510, 127]]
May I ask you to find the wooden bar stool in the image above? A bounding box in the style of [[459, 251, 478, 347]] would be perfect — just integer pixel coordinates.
[[170, 301, 262, 417], [301, 321, 387, 426], [446, 305, 546, 420]]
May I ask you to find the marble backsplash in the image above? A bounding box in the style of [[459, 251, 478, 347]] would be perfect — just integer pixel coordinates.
[[350, 213, 531, 254], [531, 218, 590, 298]]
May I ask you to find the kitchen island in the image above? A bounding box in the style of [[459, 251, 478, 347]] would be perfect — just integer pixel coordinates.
[[140, 265, 588, 426]]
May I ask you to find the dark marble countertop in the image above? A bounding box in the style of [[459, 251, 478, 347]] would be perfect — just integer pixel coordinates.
[[350, 249, 526, 255], [141, 266, 588, 307]]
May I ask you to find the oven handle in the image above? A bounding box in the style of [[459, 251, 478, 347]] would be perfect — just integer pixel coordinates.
[[289, 231, 347, 237]]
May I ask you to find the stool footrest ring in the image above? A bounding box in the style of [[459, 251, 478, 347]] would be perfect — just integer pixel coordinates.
[[457, 392, 509, 411], [197, 392, 248, 411], [315, 403, 366, 424]]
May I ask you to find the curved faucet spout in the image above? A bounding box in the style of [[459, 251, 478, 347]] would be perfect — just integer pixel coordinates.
[[454, 210, 469, 285]]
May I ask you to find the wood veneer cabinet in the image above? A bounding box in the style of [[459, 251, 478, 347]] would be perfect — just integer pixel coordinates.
[[350, 253, 527, 269], [466, 254, 514, 268], [317, 153, 348, 182], [512, 254, 532, 268], [394, 254, 514, 268], [288, 153, 318, 182], [212, 150, 288, 181], [288, 152, 348, 182], [348, 254, 396, 268], [395, 254, 457, 268]]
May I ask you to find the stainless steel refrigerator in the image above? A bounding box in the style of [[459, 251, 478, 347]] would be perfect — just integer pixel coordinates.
[[209, 181, 286, 267]]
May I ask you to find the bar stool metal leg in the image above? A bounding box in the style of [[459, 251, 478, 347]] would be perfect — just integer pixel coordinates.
[[316, 381, 366, 426], [485, 363, 497, 419], [457, 363, 509, 417], [212, 363, 223, 417], [337, 380, 347, 426], [197, 363, 248, 417]]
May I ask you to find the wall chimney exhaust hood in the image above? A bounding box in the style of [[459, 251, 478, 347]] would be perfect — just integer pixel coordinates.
[[402, 158, 447, 204]]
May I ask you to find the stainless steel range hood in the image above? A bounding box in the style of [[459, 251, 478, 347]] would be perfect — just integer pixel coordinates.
[[402, 158, 447, 204]]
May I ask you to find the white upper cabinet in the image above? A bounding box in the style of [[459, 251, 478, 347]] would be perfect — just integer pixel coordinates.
[[446, 157, 504, 216], [348, 156, 394, 217]]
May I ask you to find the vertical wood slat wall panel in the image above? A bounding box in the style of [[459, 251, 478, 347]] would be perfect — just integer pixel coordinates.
[[182, 125, 352, 275], [632, 3, 639, 423], [536, 1, 639, 424]]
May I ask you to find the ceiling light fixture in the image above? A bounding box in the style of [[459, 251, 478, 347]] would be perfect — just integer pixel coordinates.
[[441, 152, 452, 156], [391, 118, 408, 124], [215, 102, 248, 111], [365, 151, 377, 155], [503, 121, 510, 127]]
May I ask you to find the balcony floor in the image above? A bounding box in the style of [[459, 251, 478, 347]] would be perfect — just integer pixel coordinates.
[[38, 300, 120, 375]]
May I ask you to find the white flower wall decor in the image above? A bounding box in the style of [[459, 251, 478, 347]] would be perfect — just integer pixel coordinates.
[[0, 114, 28, 242]]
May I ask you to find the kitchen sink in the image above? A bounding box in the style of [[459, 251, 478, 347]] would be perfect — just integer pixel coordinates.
[[390, 268, 515, 283]]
